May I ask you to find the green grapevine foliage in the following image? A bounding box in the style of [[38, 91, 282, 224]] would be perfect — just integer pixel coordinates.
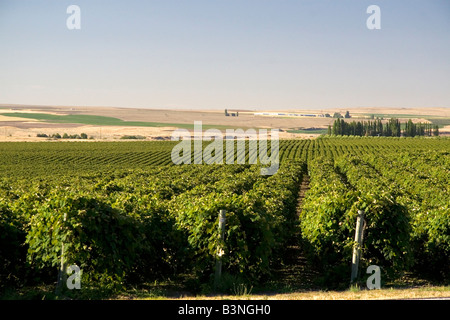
[[0, 137, 448, 292]]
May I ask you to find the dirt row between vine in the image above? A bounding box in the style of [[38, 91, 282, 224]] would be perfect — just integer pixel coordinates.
[[265, 174, 320, 291]]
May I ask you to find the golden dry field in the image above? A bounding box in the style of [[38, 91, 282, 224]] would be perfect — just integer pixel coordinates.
[[1, 104, 449, 141]]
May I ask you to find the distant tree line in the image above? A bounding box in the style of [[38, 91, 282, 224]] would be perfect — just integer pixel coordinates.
[[328, 118, 439, 137], [333, 111, 351, 119], [120, 135, 146, 140], [37, 133, 90, 139]]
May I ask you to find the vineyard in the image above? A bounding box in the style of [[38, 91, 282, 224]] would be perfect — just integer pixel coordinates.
[[0, 137, 449, 296]]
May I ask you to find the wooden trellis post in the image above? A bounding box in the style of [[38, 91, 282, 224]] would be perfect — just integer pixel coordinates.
[[56, 212, 67, 294], [214, 210, 226, 289], [350, 210, 365, 284]]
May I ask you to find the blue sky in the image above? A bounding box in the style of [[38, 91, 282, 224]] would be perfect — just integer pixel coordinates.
[[0, 0, 449, 110]]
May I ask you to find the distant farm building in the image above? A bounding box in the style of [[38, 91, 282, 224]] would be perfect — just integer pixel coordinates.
[[225, 109, 239, 117], [254, 112, 325, 117]]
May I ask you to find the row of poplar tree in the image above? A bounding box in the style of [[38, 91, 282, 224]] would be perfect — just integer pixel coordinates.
[[328, 118, 439, 137]]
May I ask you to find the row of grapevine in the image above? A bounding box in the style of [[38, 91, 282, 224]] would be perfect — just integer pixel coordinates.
[[357, 151, 450, 279], [0, 138, 449, 179], [0, 161, 306, 293], [299, 152, 445, 287], [299, 156, 356, 286], [334, 156, 413, 273]]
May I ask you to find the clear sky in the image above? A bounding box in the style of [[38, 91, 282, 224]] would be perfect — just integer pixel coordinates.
[[0, 0, 449, 110]]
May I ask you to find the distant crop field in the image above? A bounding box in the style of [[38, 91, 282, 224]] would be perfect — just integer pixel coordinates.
[[287, 128, 328, 134], [0, 112, 233, 130], [428, 117, 450, 128]]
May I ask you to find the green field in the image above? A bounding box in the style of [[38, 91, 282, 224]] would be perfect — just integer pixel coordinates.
[[0, 112, 233, 130], [358, 113, 450, 128], [287, 128, 328, 134], [427, 117, 450, 128], [0, 137, 449, 299]]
